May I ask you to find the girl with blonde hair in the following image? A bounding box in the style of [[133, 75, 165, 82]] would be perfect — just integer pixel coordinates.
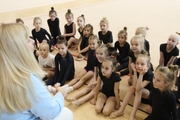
[[0, 23, 73, 120]]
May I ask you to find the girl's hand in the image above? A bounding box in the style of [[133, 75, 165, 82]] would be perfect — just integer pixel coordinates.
[[87, 82, 97, 89], [140, 67, 148, 75], [146, 106, 152, 114], [115, 103, 120, 110], [89, 99, 96, 105], [115, 63, 120, 68], [130, 63, 136, 72]]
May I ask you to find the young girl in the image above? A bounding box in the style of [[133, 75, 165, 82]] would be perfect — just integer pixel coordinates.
[[47, 7, 61, 46], [62, 35, 100, 93], [127, 35, 147, 85], [62, 9, 76, 41], [38, 41, 55, 81], [31, 17, 52, 49], [98, 17, 113, 47], [46, 36, 75, 86], [76, 24, 93, 60], [91, 57, 121, 116], [135, 27, 150, 55], [159, 33, 179, 67], [68, 14, 85, 49], [145, 65, 178, 120], [66, 45, 107, 106], [110, 54, 154, 120], [114, 27, 130, 76]]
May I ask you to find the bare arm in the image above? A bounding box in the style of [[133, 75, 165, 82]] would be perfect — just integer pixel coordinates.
[[128, 57, 133, 78], [77, 37, 82, 53], [93, 76, 101, 102], [167, 56, 176, 66], [79, 45, 89, 54], [159, 51, 164, 66], [136, 68, 150, 91], [114, 81, 120, 109]]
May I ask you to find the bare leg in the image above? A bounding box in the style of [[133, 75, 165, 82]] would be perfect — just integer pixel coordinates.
[[67, 69, 87, 86], [130, 89, 150, 120], [67, 86, 92, 101], [72, 71, 93, 90], [110, 86, 135, 118], [102, 97, 116, 116], [95, 93, 107, 114], [72, 90, 94, 106]]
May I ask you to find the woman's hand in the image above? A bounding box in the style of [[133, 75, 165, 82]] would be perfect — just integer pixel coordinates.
[[57, 87, 67, 98]]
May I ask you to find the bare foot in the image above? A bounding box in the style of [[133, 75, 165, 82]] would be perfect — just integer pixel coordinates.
[[109, 111, 124, 119], [72, 100, 83, 107], [89, 99, 96, 105], [66, 97, 76, 102]]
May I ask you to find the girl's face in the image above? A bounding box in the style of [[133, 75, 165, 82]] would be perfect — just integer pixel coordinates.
[[33, 19, 42, 29], [77, 17, 85, 28], [96, 48, 106, 63], [100, 22, 108, 32], [83, 27, 92, 37], [50, 12, 56, 21], [89, 39, 98, 50], [39, 45, 48, 58], [135, 57, 149, 73], [130, 39, 142, 53], [66, 15, 73, 24], [118, 34, 126, 44], [153, 71, 169, 91], [27, 38, 35, 52], [57, 44, 67, 57], [167, 35, 178, 49], [101, 61, 113, 78]]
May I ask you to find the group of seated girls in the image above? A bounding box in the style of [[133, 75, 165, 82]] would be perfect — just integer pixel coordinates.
[[16, 7, 180, 120], [34, 25, 180, 120]]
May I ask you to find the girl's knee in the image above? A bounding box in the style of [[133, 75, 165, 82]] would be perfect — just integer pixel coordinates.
[[95, 107, 102, 114], [102, 109, 111, 116]]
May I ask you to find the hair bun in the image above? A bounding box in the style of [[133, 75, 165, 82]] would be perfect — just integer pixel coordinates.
[[124, 27, 127, 31], [67, 9, 71, 13], [81, 14, 84, 17], [168, 64, 179, 71], [51, 7, 54, 10]]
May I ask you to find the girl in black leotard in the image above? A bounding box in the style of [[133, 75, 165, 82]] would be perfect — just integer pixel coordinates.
[[145, 65, 178, 120], [62, 9, 76, 41], [68, 14, 85, 49]]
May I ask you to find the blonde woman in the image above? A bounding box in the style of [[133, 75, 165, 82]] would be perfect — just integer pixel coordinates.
[[0, 23, 73, 120]]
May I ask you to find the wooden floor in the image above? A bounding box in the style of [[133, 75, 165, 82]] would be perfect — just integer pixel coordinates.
[[1, 0, 180, 120]]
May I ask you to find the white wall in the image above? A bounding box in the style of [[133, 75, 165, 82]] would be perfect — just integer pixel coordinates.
[[0, 0, 73, 13]]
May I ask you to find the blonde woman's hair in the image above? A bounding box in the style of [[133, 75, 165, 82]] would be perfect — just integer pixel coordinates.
[[135, 27, 148, 38], [0, 23, 45, 114], [100, 17, 109, 28], [156, 65, 179, 92]]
